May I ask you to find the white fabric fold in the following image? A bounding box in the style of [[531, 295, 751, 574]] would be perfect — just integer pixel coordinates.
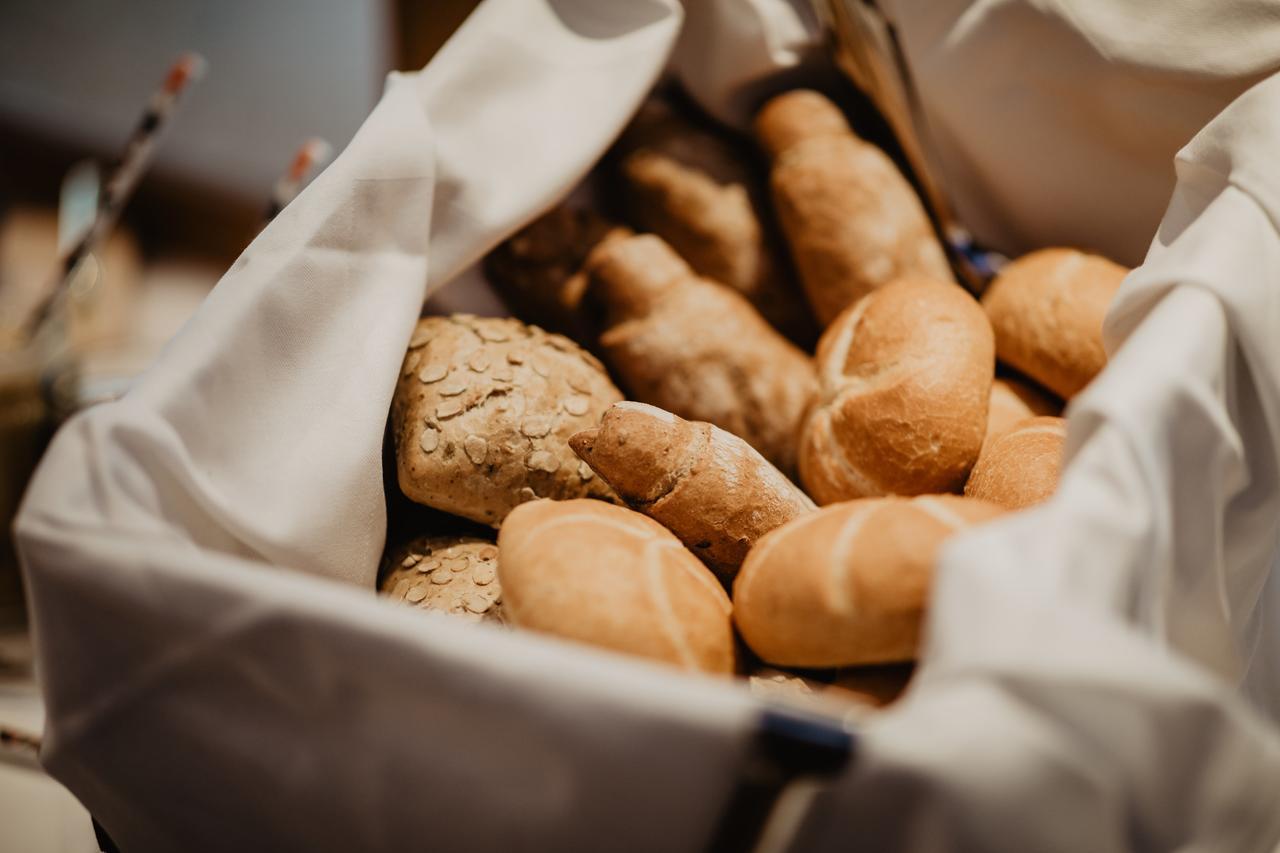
[[14, 0, 1280, 850]]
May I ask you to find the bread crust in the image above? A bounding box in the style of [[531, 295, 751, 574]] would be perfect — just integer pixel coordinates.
[[965, 415, 1066, 509], [984, 375, 1061, 452], [392, 315, 621, 526], [757, 89, 952, 325], [981, 248, 1126, 398], [498, 499, 736, 674], [585, 234, 816, 475], [733, 495, 1005, 667], [379, 535, 505, 625], [570, 402, 814, 583], [799, 277, 994, 503]]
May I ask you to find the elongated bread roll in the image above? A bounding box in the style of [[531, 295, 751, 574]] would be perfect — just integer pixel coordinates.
[[498, 499, 736, 674], [483, 204, 630, 345], [965, 416, 1066, 509], [798, 277, 994, 503], [757, 89, 952, 325], [614, 100, 816, 344], [984, 375, 1061, 451], [392, 316, 621, 526], [733, 495, 1005, 667], [981, 248, 1127, 398], [584, 233, 816, 474], [570, 402, 814, 583]]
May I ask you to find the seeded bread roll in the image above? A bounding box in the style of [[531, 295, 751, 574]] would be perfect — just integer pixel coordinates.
[[799, 277, 995, 504], [734, 495, 1005, 667], [984, 375, 1062, 452], [392, 315, 621, 526], [965, 416, 1066, 510], [584, 234, 816, 474], [379, 535, 504, 624], [498, 499, 735, 674], [483, 205, 630, 345], [614, 100, 816, 345], [756, 89, 952, 326], [981, 248, 1127, 399], [570, 402, 814, 583]]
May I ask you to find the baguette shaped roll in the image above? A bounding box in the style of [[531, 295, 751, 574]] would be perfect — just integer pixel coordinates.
[[483, 205, 630, 345], [498, 499, 736, 674], [585, 234, 816, 474], [799, 277, 995, 503], [965, 415, 1066, 510], [570, 402, 814, 583], [379, 536, 505, 625], [981, 248, 1127, 398], [756, 89, 952, 326], [392, 316, 621, 526], [734, 495, 1005, 667], [984, 375, 1061, 451], [615, 101, 816, 344]]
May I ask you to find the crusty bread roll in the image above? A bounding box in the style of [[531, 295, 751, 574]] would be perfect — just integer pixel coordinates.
[[984, 375, 1061, 451], [965, 415, 1066, 510], [798, 276, 994, 503], [614, 100, 816, 345], [584, 234, 816, 474], [981, 248, 1127, 399], [379, 535, 505, 625], [483, 204, 630, 345], [756, 89, 952, 326], [392, 315, 621, 526], [498, 499, 736, 674], [734, 495, 1005, 667], [569, 402, 814, 583]]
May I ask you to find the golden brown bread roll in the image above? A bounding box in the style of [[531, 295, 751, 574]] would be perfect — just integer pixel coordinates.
[[798, 277, 995, 504], [965, 415, 1066, 510], [483, 205, 630, 345], [498, 499, 736, 674], [379, 535, 505, 625], [392, 315, 621, 526], [569, 401, 814, 583], [614, 100, 816, 344], [756, 89, 953, 326], [984, 375, 1062, 451], [981, 248, 1127, 399], [584, 233, 816, 474], [733, 495, 1005, 667]]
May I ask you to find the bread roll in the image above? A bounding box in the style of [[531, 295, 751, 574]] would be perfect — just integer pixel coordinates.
[[483, 205, 629, 344], [984, 375, 1061, 451], [965, 415, 1066, 509], [756, 89, 952, 325], [981, 248, 1126, 398], [614, 100, 816, 344], [734, 495, 1005, 667], [569, 402, 814, 583], [798, 277, 994, 503], [747, 664, 912, 711], [498, 499, 735, 674], [584, 234, 816, 474], [392, 315, 621, 526], [379, 535, 505, 625]]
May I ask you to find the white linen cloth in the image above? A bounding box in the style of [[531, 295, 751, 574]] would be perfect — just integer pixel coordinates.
[[14, 0, 1280, 849]]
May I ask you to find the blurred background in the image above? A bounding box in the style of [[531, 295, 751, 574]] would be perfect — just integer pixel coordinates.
[[0, 2, 478, 850]]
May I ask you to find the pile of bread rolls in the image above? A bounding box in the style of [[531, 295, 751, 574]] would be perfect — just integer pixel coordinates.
[[376, 88, 1127, 714]]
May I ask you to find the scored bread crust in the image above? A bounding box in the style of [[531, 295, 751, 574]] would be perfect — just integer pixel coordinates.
[[585, 234, 816, 475], [798, 276, 995, 503], [733, 495, 1005, 667], [570, 401, 815, 583], [392, 315, 621, 526], [965, 415, 1067, 510], [497, 499, 736, 674], [981, 248, 1127, 399], [756, 89, 953, 326]]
